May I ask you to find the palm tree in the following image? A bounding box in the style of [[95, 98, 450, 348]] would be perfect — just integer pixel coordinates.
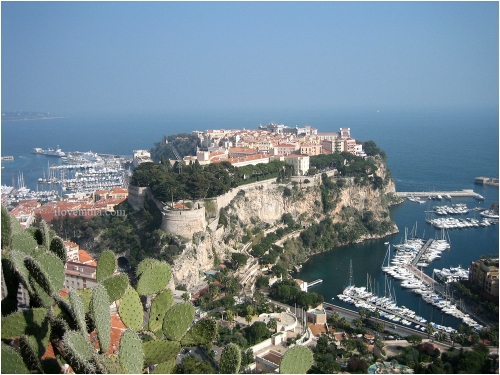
[[353, 318, 363, 329], [435, 331, 447, 343], [426, 322, 435, 339], [245, 315, 252, 325]]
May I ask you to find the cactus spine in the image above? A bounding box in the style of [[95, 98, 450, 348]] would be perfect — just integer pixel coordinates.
[[69, 290, 87, 335], [1, 341, 30, 374], [19, 334, 43, 372], [119, 285, 144, 330], [24, 251, 64, 296]]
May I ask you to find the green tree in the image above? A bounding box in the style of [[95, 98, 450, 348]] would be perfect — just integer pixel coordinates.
[[426, 323, 435, 339], [231, 252, 248, 270], [406, 334, 423, 346], [267, 318, 278, 333]]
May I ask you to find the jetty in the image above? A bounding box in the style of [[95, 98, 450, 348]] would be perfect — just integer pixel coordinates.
[[396, 189, 483, 199], [475, 177, 499, 187], [307, 279, 323, 289]]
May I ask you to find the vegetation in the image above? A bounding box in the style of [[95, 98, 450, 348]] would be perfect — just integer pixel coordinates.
[[0, 213, 218, 374], [269, 279, 324, 309]]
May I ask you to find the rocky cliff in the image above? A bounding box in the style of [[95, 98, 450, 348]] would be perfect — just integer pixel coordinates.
[[168, 158, 401, 291]]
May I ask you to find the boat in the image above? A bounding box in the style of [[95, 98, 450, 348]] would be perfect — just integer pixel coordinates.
[[31, 146, 66, 157]]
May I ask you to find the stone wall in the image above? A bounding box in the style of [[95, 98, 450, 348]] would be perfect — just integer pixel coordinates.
[[161, 207, 207, 239], [127, 185, 151, 211]]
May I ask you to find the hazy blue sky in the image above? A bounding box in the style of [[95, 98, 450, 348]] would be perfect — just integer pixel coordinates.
[[2, 1, 498, 115]]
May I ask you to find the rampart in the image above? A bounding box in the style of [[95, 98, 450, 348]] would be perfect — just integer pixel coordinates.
[[127, 185, 151, 211], [161, 207, 207, 239]]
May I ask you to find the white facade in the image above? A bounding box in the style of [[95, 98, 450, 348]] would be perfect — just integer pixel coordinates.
[[283, 155, 310, 176]]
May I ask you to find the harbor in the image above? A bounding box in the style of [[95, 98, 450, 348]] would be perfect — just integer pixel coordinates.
[[396, 189, 485, 200]]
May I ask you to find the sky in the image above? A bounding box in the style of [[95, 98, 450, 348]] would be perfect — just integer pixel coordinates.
[[1, 1, 498, 115]]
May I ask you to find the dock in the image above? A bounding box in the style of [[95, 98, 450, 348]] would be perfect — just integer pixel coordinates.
[[396, 189, 483, 199], [307, 279, 323, 289], [475, 177, 499, 187]]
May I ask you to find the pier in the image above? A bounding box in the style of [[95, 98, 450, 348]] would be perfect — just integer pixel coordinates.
[[410, 239, 434, 267], [307, 279, 323, 289], [396, 189, 483, 199]]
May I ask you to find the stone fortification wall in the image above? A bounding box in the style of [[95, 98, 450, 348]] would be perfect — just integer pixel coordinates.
[[161, 207, 206, 239], [127, 185, 151, 211]]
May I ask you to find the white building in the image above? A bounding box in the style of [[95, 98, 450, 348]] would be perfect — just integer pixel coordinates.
[[133, 150, 153, 168]]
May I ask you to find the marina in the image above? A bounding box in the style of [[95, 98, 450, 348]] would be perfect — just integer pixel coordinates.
[[397, 189, 485, 200]]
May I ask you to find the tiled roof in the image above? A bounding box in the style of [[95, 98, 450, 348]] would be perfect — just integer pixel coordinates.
[[78, 249, 95, 263]]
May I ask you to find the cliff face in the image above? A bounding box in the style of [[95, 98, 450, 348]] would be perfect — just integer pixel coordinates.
[[169, 159, 399, 291]]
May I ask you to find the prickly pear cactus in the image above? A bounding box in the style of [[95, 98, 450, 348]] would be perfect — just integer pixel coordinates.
[[279, 345, 314, 374], [181, 317, 218, 346], [219, 343, 242, 374], [41, 220, 51, 249], [19, 334, 42, 372], [61, 330, 97, 374], [162, 302, 195, 341], [136, 260, 171, 296], [69, 290, 87, 335], [148, 289, 174, 332], [119, 285, 144, 330], [11, 232, 37, 254], [1, 341, 30, 374], [96, 250, 116, 282], [24, 251, 64, 296], [151, 358, 177, 374], [91, 284, 112, 353], [1, 308, 48, 339], [8, 250, 35, 295], [135, 258, 157, 277], [1, 205, 12, 249], [118, 329, 144, 374], [102, 273, 129, 301], [49, 235, 67, 263], [143, 339, 181, 367]]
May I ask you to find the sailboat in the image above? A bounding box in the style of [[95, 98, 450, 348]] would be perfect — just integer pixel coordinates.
[[381, 243, 393, 272]]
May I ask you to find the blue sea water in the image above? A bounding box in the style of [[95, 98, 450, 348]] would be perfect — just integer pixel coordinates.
[[1, 107, 498, 327]]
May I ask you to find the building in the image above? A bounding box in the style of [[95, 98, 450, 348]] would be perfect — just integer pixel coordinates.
[[469, 258, 499, 298], [283, 154, 310, 176], [306, 308, 327, 325], [64, 241, 80, 262], [255, 349, 283, 373], [64, 261, 98, 291], [299, 143, 323, 156], [133, 150, 153, 168]]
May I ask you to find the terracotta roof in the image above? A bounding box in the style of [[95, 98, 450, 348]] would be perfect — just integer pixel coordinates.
[[110, 187, 128, 194], [78, 249, 95, 264], [174, 203, 189, 210]]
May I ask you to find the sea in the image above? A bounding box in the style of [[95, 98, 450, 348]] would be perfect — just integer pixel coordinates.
[[1, 107, 499, 328]]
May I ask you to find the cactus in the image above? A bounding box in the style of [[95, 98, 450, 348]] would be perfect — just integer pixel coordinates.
[[135, 258, 157, 278], [181, 317, 218, 346], [1, 257, 21, 315], [1, 307, 48, 339], [1, 205, 12, 249], [136, 260, 171, 296], [162, 302, 195, 341], [41, 220, 51, 249], [102, 273, 129, 301], [278, 345, 314, 374], [143, 339, 181, 367], [90, 284, 112, 353], [77, 288, 93, 313], [19, 334, 43, 372], [49, 235, 67, 263], [29, 275, 56, 308], [69, 290, 87, 335], [119, 284, 144, 330], [11, 232, 37, 254], [151, 359, 177, 374], [96, 250, 116, 282], [8, 250, 35, 295], [118, 329, 144, 374], [62, 330, 97, 373], [1, 341, 30, 374], [219, 343, 242, 374], [148, 289, 174, 332], [24, 251, 64, 296]]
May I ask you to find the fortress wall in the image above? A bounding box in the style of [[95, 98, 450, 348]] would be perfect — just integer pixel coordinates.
[[127, 185, 151, 211], [161, 207, 207, 238]]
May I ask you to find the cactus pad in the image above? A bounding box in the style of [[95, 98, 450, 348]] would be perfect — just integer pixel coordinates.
[[148, 289, 174, 332], [151, 359, 177, 374], [41, 220, 51, 249], [69, 290, 87, 334], [11, 232, 37, 254], [77, 288, 93, 313], [1, 342, 30, 374], [136, 260, 171, 296], [24, 251, 64, 296], [90, 284, 111, 353], [19, 334, 42, 372], [9, 212, 24, 236], [119, 285, 144, 330], [118, 329, 144, 374], [96, 250, 116, 282], [162, 302, 195, 341], [8, 250, 34, 295], [143, 339, 181, 367], [181, 317, 217, 346], [1, 307, 48, 339], [279, 345, 313, 374], [1, 205, 12, 248], [49, 235, 67, 263], [219, 343, 242, 374], [61, 330, 96, 373], [135, 258, 157, 278], [102, 273, 129, 301]]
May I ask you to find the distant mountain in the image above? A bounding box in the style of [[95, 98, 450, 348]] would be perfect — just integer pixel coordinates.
[[1, 111, 64, 121]]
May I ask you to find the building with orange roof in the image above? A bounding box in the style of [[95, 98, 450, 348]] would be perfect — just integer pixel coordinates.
[[64, 241, 80, 261], [78, 249, 95, 264], [109, 187, 129, 200], [271, 143, 299, 156], [64, 261, 97, 290], [10, 199, 41, 228], [255, 349, 283, 373]]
